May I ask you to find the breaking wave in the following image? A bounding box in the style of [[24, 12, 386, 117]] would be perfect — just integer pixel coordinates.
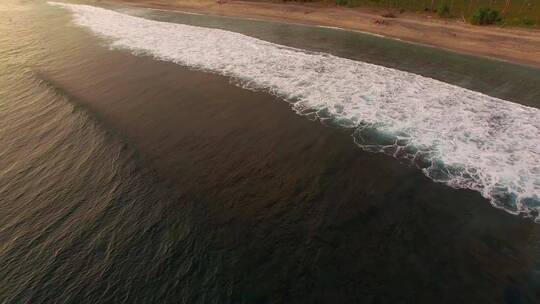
[[49, 2, 540, 220]]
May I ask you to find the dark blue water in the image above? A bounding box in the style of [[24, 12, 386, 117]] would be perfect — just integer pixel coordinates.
[[1, 1, 539, 303]]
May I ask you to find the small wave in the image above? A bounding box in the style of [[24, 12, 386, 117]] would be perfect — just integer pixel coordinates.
[[48, 2, 540, 221]]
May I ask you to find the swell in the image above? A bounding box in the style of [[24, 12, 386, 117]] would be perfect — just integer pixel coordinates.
[[0, 66, 209, 303], [48, 2, 540, 221], [0, 70, 119, 231], [0, 67, 158, 232]]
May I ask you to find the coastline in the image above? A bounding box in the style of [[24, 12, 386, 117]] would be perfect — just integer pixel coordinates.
[[100, 0, 540, 68], [2, 1, 540, 302]]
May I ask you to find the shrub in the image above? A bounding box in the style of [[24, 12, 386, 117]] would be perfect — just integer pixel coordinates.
[[336, 0, 351, 6], [471, 7, 502, 25], [437, 3, 450, 18]]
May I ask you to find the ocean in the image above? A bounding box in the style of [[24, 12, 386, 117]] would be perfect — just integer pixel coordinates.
[[1, 1, 539, 302]]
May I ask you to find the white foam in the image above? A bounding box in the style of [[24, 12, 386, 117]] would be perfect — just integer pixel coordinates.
[[317, 25, 386, 38], [146, 7, 204, 16], [49, 2, 540, 220]]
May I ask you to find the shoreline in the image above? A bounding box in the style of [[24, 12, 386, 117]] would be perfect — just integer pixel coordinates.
[[101, 0, 540, 68]]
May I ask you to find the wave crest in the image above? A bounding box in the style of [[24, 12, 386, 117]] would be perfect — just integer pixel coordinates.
[[49, 2, 540, 221]]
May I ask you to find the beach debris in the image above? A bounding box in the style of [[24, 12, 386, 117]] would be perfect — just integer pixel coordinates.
[[381, 12, 396, 18]]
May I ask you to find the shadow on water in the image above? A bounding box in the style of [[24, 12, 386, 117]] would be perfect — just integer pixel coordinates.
[[0, 1, 539, 303]]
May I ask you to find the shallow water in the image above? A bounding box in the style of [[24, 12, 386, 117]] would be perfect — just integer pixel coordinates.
[[1, 1, 540, 303]]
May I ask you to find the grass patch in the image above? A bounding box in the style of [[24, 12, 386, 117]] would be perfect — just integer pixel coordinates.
[[504, 16, 537, 27]]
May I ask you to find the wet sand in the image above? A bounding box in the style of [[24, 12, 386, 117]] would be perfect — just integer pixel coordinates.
[[102, 0, 540, 68]]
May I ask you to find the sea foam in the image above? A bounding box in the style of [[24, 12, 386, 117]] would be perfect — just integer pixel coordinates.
[[49, 2, 540, 220]]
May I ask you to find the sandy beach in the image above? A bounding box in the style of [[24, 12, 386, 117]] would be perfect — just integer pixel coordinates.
[[102, 0, 540, 68]]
